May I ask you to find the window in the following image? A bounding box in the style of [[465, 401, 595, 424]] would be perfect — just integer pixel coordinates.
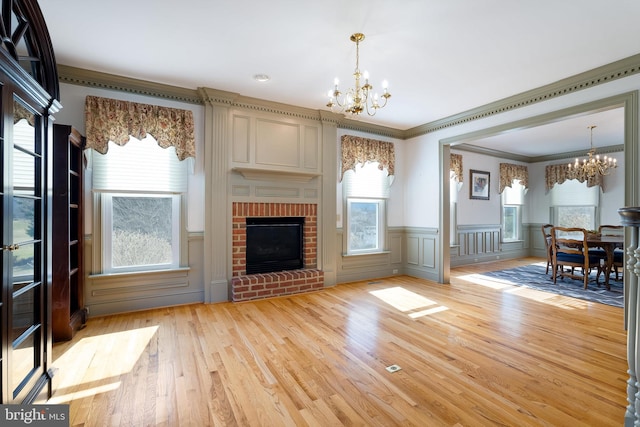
[[93, 135, 187, 273], [550, 179, 599, 230], [343, 162, 392, 255], [501, 181, 525, 241], [347, 198, 386, 253], [102, 193, 180, 272], [553, 205, 597, 230]]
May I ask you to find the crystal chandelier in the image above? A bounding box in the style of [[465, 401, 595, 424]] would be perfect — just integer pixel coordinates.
[[568, 125, 617, 178], [326, 33, 391, 116]]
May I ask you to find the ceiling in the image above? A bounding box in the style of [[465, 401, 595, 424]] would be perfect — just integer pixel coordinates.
[[38, 1, 640, 156]]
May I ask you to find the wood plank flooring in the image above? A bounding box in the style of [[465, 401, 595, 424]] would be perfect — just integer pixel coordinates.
[[50, 258, 628, 426]]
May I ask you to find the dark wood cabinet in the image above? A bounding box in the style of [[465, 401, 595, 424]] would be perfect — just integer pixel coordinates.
[[0, 0, 62, 404], [52, 124, 87, 342]]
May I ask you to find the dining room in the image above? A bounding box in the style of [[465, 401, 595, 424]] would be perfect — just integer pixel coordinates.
[[447, 101, 625, 260]]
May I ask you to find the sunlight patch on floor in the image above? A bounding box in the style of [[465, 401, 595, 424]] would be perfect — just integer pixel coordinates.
[[409, 305, 449, 318], [459, 272, 587, 309], [503, 285, 591, 309], [369, 286, 448, 318], [458, 273, 513, 289], [50, 325, 159, 403], [49, 382, 122, 404]]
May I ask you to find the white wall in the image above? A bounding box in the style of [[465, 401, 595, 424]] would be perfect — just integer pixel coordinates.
[[452, 150, 530, 226]]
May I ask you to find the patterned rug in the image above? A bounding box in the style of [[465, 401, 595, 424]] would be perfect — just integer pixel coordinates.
[[478, 262, 624, 308]]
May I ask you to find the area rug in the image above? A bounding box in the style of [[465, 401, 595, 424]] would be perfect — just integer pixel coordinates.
[[478, 262, 624, 308]]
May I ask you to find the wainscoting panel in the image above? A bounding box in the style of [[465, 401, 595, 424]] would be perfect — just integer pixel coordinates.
[[404, 227, 439, 282], [422, 237, 436, 268], [451, 224, 530, 267], [407, 236, 420, 266], [390, 234, 403, 264], [527, 223, 549, 258], [84, 233, 205, 317], [335, 228, 404, 284]]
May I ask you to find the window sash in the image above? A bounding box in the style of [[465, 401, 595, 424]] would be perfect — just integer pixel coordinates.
[[551, 205, 597, 230], [346, 198, 386, 254], [102, 193, 180, 273], [502, 205, 521, 241]]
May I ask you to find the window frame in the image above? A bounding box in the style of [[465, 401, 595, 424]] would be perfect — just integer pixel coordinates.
[[549, 179, 600, 230], [500, 181, 525, 242], [345, 197, 387, 255], [501, 204, 522, 242]]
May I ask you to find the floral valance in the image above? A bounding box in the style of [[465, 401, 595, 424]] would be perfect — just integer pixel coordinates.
[[450, 153, 463, 182], [84, 95, 196, 160], [545, 163, 602, 192], [340, 135, 395, 181], [499, 163, 529, 193]]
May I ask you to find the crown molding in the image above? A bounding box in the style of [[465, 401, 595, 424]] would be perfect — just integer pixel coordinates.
[[454, 143, 624, 164], [59, 53, 640, 141], [337, 118, 405, 139], [57, 64, 202, 104], [403, 53, 640, 139], [59, 64, 404, 137]]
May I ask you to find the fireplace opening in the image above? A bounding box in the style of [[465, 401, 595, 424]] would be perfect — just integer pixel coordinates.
[[246, 217, 304, 274]]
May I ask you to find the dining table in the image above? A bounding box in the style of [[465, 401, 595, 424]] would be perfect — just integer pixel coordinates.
[[587, 233, 625, 290]]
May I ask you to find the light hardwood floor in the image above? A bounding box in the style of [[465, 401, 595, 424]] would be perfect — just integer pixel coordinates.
[[50, 258, 627, 426]]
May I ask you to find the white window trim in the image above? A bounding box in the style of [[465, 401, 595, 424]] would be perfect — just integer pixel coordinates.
[[345, 197, 387, 256]]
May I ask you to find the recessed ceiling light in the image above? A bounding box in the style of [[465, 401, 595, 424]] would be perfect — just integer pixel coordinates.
[[253, 74, 270, 82]]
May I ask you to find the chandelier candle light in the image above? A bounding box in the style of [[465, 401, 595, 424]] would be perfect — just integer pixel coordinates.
[[568, 125, 617, 178], [327, 33, 391, 116]]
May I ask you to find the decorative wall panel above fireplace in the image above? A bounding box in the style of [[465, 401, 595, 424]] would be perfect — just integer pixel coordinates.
[[231, 113, 321, 177]]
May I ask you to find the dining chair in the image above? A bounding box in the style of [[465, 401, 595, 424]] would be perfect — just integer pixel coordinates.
[[598, 225, 624, 281], [541, 224, 554, 274], [551, 227, 605, 289]]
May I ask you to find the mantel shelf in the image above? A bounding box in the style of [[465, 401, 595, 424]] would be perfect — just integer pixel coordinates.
[[232, 167, 321, 183]]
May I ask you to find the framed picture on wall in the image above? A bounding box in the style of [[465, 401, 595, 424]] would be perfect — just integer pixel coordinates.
[[470, 169, 490, 200]]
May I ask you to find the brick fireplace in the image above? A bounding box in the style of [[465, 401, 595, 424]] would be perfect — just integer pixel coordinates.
[[231, 202, 324, 301]]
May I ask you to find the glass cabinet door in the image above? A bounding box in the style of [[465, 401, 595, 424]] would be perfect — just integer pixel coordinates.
[[5, 97, 45, 403]]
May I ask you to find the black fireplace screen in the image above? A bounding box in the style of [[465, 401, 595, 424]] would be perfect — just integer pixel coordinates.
[[245, 217, 304, 274]]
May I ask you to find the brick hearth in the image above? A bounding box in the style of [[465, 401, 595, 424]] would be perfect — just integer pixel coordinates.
[[231, 202, 323, 302]]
